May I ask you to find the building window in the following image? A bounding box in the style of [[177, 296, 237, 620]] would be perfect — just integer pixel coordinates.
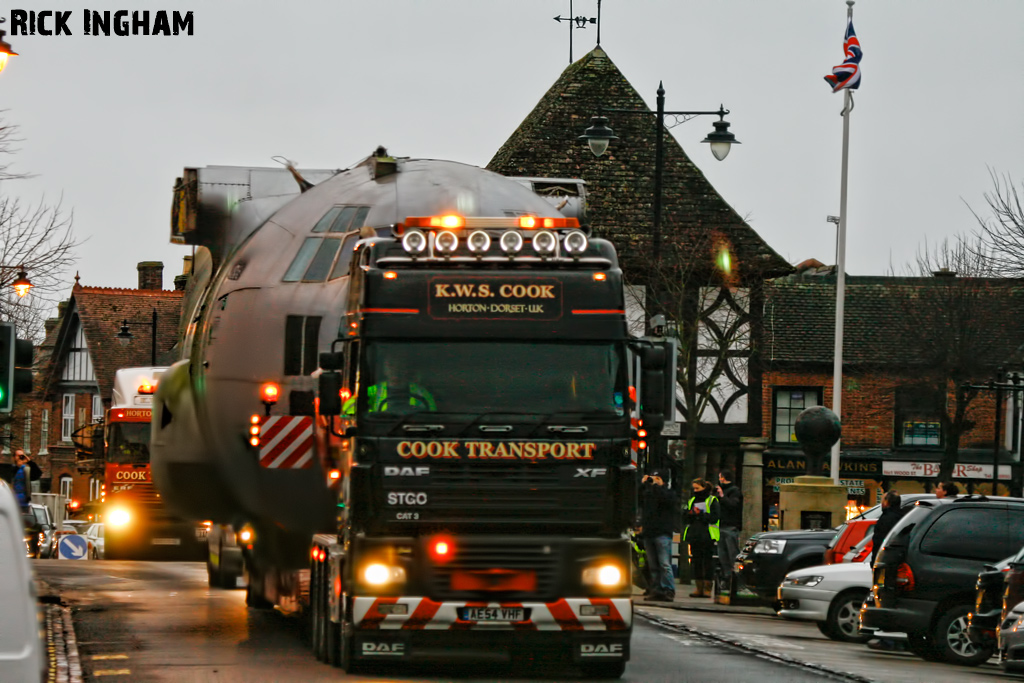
[[92, 394, 103, 422], [896, 388, 944, 447], [40, 409, 49, 455], [62, 394, 75, 442], [773, 388, 822, 444], [59, 475, 73, 500], [89, 477, 102, 502], [284, 315, 322, 376], [22, 412, 32, 456]]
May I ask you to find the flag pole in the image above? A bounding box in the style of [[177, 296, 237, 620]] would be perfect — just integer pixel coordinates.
[[830, 0, 855, 486]]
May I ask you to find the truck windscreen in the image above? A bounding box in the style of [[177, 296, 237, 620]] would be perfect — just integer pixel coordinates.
[[361, 341, 626, 417], [106, 422, 151, 465]]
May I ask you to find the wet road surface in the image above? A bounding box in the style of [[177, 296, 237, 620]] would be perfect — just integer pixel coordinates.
[[35, 560, 848, 682]]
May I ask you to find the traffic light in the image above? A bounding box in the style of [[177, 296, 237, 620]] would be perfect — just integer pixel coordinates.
[[0, 322, 34, 413]]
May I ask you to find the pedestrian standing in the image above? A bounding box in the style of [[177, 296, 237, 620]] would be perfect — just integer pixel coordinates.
[[715, 470, 742, 590], [12, 449, 32, 513], [639, 468, 680, 602], [871, 490, 904, 566], [683, 479, 720, 598]]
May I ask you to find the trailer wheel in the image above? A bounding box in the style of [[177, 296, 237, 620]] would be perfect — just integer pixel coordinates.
[[581, 661, 626, 679]]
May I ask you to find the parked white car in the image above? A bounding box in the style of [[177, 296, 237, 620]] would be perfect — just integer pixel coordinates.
[[778, 560, 873, 643], [1000, 600, 1024, 672], [0, 480, 45, 681], [84, 523, 105, 560]]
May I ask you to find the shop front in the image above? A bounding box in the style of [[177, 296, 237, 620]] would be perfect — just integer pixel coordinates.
[[762, 450, 883, 531]]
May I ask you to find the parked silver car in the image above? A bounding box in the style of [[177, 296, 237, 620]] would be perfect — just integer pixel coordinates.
[[1000, 600, 1024, 672]]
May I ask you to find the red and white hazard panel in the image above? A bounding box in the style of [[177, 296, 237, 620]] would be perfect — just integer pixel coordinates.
[[258, 416, 314, 469], [352, 597, 631, 631]]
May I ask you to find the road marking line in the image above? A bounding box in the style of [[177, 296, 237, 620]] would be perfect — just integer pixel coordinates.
[[93, 670, 132, 677], [90, 654, 129, 660]]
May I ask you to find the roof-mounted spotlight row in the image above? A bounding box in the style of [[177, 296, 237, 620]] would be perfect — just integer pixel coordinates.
[[399, 228, 588, 259]]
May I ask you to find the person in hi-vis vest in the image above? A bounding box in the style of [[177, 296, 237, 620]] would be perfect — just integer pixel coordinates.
[[683, 478, 720, 598]]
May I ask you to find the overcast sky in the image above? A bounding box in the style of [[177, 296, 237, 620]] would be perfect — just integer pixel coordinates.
[[2, 0, 1022, 306]]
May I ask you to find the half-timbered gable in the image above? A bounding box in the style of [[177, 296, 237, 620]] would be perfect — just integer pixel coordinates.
[[488, 47, 791, 475]]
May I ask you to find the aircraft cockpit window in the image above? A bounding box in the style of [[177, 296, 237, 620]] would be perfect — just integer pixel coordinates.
[[312, 207, 343, 233], [350, 207, 370, 231], [283, 237, 321, 281], [302, 239, 344, 282], [329, 207, 358, 233], [329, 234, 358, 280]]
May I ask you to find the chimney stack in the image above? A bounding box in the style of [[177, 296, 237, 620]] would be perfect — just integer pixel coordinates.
[[44, 318, 60, 336], [137, 261, 164, 290]]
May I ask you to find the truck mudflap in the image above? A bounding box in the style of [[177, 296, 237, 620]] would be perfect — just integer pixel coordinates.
[[353, 597, 631, 631]]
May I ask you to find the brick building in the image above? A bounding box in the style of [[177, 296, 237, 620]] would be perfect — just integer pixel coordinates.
[[761, 264, 1024, 523], [5, 262, 184, 510]]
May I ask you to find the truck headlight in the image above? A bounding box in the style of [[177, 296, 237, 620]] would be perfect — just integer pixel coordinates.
[[753, 539, 786, 554], [532, 229, 557, 256], [466, 230, 491, 253], [563, 229, 588, 255], [362, 563, 407, 586], [108, 508, 131, 528], [401, 228, 427, 254], [434, 231, 458, 255], [500, 230, 523, 254], [582, 563, 625, 587]]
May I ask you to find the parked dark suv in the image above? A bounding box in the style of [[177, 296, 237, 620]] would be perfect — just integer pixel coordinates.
[[860, 495, 1024, 666]]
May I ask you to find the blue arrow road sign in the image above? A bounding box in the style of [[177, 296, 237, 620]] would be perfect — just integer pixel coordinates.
[[58, 534, 89, 560]]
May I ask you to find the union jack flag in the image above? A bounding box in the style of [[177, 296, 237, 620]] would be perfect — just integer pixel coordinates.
[[824, 19, 862, 92]]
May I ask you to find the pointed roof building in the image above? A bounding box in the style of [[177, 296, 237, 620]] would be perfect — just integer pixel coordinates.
[[488, 47, 791, 280]]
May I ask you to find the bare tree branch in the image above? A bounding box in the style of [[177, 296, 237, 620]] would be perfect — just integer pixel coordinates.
[[0, 114, 80, 341]]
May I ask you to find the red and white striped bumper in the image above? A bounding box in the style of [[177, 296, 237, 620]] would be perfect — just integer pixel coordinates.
[[353, 597, 631, 631]]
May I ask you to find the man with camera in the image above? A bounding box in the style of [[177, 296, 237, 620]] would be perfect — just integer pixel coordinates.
[[639, 468, 680, 602], [715, 470, 743, 590]]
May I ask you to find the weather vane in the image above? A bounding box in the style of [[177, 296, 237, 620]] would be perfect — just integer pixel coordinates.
[[553, 0, 602, 65]]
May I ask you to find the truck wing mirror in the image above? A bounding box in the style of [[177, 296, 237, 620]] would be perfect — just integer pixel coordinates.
[[319, 371, 343, 416], [634, 341, 676, 435], [319, 351, 345, 371]]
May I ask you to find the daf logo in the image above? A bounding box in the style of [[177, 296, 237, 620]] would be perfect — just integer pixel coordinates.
[[361, 642, 405, 656], [574, 468, 608, 478], [384, 466, 430, 477], [580, 643, 623, 657]]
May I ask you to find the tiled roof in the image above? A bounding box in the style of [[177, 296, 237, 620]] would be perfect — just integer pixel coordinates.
[[487, 47, 792, 280], [42, 284, 184, 400], [764, 275, 1024, 367]]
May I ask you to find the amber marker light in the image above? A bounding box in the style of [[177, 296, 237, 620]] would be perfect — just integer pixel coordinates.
[[261, 383, 280, 404], [328, 469, 341, 481], [593, 272, 607, 281], [518, 216, 537, 229], [138, 380, 157, 394], [383, 271, 397, 280]]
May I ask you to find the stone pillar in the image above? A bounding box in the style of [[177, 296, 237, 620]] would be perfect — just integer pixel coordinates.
[[740, 437, 766, 545]]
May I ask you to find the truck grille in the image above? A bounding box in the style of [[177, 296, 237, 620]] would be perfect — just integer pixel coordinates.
[[428, 539, 561, 601], [425, 463, 605, 521]]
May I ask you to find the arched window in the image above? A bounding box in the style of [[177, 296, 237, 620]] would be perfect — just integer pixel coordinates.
[[59, 475, 73, 500]]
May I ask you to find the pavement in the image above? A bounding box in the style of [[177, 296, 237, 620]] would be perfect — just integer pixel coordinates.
[[632, 580, 775, 615]]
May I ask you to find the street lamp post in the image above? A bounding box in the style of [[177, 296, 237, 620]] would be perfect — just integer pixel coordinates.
[[579, 81, 739, 258], [115, 308, 158, 366]]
